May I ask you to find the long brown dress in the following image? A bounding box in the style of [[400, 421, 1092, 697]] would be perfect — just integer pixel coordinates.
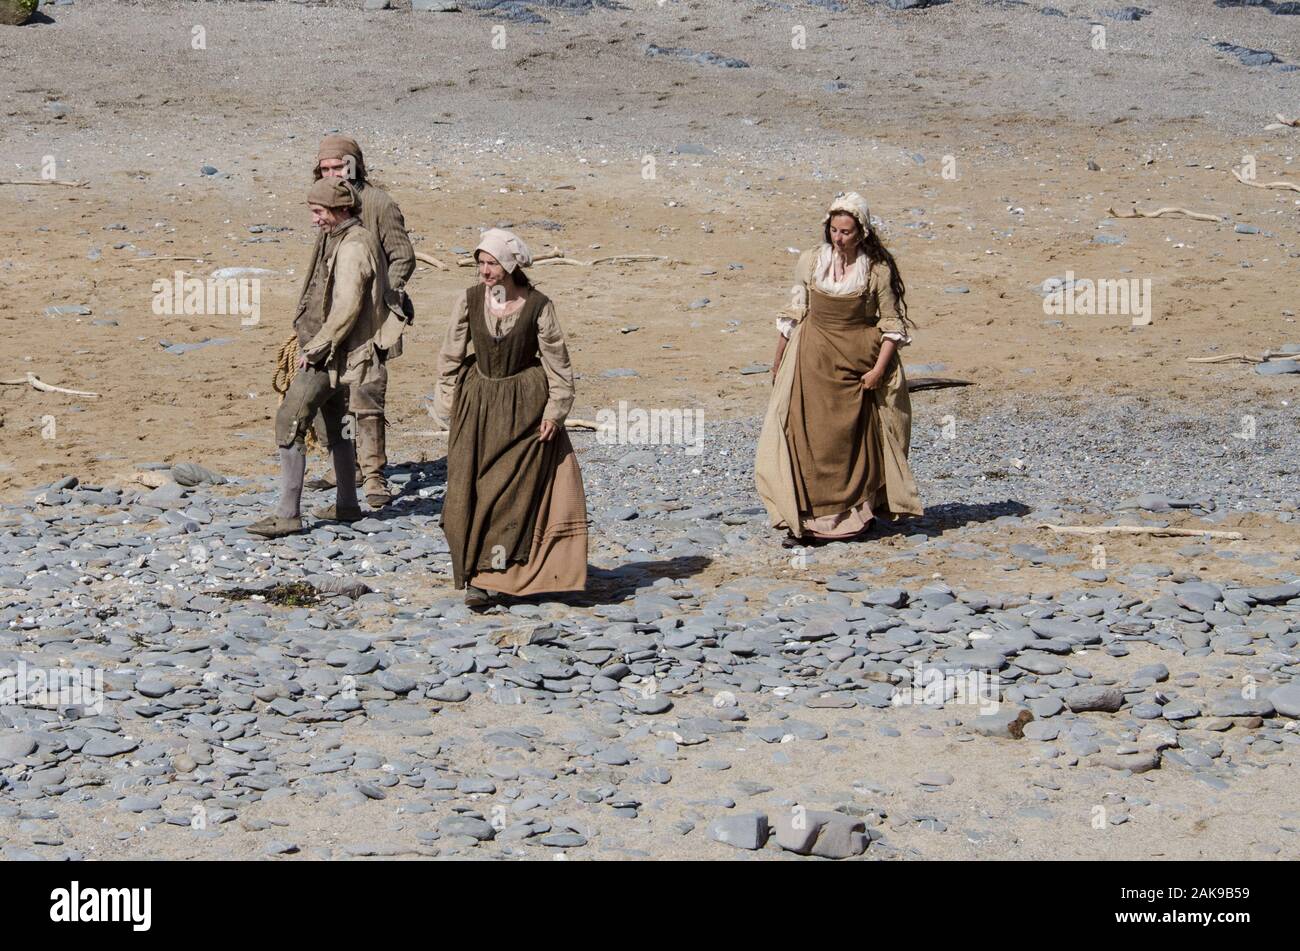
[[440, 284, 588, 594], [756, 249, 923, 538], [786, 286, 888, 522]]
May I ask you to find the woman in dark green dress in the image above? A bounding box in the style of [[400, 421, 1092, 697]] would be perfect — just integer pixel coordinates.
[[433, 229, 588, 607]]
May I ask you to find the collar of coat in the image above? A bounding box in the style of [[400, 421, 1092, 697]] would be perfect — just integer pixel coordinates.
[[322, 221, 370, 282]]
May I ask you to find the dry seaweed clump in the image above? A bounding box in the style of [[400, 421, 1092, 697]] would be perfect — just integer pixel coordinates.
[[0, 1, 39, 27], [215, 582, 321, 607]]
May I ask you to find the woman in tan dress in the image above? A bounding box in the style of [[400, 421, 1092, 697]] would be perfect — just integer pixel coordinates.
[[433, 228, 589, 606], [755, 192, 923, 541]]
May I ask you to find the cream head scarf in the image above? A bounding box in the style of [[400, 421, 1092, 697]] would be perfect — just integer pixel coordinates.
[[474, 228, 532, 273], [822, 191, 872, 238]]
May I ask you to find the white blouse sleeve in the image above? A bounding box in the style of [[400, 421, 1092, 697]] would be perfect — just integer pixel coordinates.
[[776, 278, 808, 339]]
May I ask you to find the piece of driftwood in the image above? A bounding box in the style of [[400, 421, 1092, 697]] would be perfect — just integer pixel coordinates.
[[1264, 114, 1300, 130], [1105, 206, 1220, 222], [0, 373, 100, 398], [0, 179, 89, 188], [412, 418, 598, 438], [590, 254, 672, 266], [1187, 351, 1292, 364], [1037, 524, 1243, 540], [1232, 168, 1300, 193], [414, 251, 450, 271], [116, 256, 204, 266], [907, 376, 973, 392], [455, 251, 673, 268], [457, 250, 569, 267]]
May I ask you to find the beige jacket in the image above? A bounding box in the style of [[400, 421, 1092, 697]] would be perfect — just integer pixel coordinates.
[[298, 181, 415, 359], [300, 220, 390, 389]]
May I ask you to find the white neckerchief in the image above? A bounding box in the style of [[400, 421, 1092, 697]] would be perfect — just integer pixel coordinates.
[[812, 243, 868, 295]]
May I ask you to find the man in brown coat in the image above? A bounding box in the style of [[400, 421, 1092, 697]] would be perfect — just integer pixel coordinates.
[[248, 179, 392, 538], [304, 134, 415, 508]]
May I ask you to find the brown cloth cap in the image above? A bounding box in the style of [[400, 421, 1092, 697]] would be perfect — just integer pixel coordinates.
[[317, 134, 363, 165], [315, 134, 366, 181], [306, 177, 357, 210]]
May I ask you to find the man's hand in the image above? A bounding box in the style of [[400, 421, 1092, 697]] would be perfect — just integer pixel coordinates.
[[539, 419, 558, 442], [860, 367, 884, 391]]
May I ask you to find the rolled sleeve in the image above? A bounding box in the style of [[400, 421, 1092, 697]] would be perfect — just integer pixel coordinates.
[[872, 263, 912, 347], [433, 294, 470, 429], [536, 300, 576, 424]]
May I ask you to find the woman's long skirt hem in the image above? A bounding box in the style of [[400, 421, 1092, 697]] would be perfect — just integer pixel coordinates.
[[470, 438, 588, 596], [755, 322, 923, 538]]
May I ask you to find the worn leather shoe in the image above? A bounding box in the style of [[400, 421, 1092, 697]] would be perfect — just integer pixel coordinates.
[[312, 503, 363, 523], [363, 477, 391, 510], [245, 515, 304, 538]]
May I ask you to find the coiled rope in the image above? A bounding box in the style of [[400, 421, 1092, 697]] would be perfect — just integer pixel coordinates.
[[272, 333, 321, 453]]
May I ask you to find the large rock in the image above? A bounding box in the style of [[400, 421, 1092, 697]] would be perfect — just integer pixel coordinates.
[[1029, 618, 1104, 645], [311, 575, 373, 599], [709, 812, 769, 850], [941, 647, 1008, 671], [1205, 695, 1274, 718], [430, 682, 469, 703], [171, 462, 227, 487], [1117, 493, 1172, 512], [1093, 751, 1160, 773], [0, 733, 37, 760], [773, 809, 868, 859], [1101, 5, 1150, 21], [1064, 686, 1124, 713], [864, 587, 908, 608], [82, 735, 139, 757], [142, 482, 188, 509], [1267, 683, 1300, 719], [1247, 583, 1300, 605], [437, 815, 494, 841], [1137, 723, 1178, 752], [970, 706, 1033, 739]]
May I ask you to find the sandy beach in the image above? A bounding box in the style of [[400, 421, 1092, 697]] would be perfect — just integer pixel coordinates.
[[0, 0, 1297, 862]]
